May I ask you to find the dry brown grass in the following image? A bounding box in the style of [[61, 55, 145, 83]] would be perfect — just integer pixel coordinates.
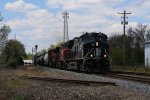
[[0, 66, 41, 99], [0, 92, 8, 100]]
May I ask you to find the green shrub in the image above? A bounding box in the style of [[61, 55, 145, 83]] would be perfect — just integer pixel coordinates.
[[6, 58, 18, 68]]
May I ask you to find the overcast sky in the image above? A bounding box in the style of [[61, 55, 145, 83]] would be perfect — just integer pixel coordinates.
[[0, 0, 150, 53]]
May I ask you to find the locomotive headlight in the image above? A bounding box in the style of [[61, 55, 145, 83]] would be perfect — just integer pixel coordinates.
[[90, 54, 93, 57], [104, 54, 107, 58], [96, 42, 98, 46]]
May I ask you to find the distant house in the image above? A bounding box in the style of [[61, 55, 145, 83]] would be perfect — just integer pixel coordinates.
[[144, 41, 150, 67]]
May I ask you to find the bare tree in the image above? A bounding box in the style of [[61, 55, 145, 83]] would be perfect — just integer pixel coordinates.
[[109, 24, 150, 66], [127, 24, 148, 65]]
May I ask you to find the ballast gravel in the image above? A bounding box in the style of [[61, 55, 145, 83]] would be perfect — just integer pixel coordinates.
[[1, 67, 150, 100], [29, 81, 149, 100], [20, 66, 149, 100]]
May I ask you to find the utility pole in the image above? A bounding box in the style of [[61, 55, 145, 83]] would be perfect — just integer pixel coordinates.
[[62, 11, 69, 42], [118, 10, 131, 67]]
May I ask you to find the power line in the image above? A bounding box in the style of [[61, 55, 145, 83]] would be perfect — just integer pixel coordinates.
[[118, 10, 131, 67]]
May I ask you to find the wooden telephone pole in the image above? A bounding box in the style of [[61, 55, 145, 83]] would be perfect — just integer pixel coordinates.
[[118, 10, 131, 67]]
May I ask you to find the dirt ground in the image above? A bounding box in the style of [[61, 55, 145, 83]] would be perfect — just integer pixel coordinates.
[[0, 66, 150, 100]]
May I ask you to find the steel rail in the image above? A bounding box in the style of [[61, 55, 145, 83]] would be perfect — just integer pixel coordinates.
[[110, 71, 150, 77], [20, 76, 116, 86], [101, 73, 150, 85]]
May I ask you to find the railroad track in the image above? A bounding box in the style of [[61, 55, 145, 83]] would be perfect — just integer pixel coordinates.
[[36, 66, 150, 85], [67, 69, 150, 85], [100, 73, 150, 85], [60, 69, 150, 85], [110, 71, 150, 77], [66, 70, 150, 85], [20, 76, 116, 86]]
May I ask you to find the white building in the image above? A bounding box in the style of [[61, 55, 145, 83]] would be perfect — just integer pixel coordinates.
[[23, 60, 33, 64], [145, 41, 150, 67]]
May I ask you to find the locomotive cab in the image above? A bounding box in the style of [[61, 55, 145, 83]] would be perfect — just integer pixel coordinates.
[[78, 32, 110, 72]]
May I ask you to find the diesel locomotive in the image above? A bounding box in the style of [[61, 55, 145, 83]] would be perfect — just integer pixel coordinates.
[[34, 32, 110, 72]]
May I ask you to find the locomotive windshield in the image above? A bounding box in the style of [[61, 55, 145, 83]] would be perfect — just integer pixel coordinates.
[[82, 36, 107, 42]]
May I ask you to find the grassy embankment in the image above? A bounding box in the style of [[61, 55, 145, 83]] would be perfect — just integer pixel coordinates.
[[0, 66, 42, 100], [110, 65, 150, 73]]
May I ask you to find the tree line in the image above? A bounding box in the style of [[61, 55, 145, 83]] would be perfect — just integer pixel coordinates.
[[109, 24, 150, 66]]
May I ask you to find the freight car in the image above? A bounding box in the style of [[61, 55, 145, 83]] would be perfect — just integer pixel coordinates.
[[34, 32, 110, 72]]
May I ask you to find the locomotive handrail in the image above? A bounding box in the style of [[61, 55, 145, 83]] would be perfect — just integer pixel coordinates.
[[83, 48, 93, 59]]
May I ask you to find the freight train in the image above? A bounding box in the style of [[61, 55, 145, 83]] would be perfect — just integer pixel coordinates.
[[34, 32, 110, 72]]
